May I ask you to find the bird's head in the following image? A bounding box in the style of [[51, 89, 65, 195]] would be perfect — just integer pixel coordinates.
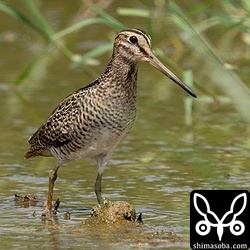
[[114, 28, 197, 98]]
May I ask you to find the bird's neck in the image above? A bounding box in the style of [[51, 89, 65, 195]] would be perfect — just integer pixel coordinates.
[[101, 53, 139, 90]]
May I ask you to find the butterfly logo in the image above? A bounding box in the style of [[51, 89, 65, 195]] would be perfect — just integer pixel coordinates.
[[193, 193, 247, 241]]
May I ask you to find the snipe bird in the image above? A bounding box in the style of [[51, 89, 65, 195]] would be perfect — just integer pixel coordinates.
[[25, 28, 196, 213]]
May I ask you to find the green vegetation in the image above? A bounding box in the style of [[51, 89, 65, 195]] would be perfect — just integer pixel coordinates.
[[1, 0, 250, 121]]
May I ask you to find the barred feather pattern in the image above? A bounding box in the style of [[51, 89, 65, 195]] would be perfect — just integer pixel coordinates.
[[25, 55, 138, 165]]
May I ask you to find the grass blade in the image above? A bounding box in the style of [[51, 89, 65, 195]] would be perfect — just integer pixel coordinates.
[[89, 4, 126, 31], [183, 70, 194, 131], [71, 43, 113, 67], [169, 1, 250, 122], [52, 18, 106, 40], [24, 0, 54, 40], [0, 2, 46, 38], [117, 8, 150, 18]]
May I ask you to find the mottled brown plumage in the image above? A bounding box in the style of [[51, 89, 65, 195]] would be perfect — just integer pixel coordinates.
[[25, 28, 196, 213]]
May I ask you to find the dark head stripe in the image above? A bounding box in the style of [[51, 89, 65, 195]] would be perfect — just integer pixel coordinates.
[[121, 28, 151, 48]]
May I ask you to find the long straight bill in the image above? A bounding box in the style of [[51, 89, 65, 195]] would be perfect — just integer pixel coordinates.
[[149, 54, 197, 98]]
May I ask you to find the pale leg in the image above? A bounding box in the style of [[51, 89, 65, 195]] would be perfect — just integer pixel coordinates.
[[46, 163, 60, 212]]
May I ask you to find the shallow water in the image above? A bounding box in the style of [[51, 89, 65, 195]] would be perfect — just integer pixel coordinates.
[[1, 1, 250, 249]]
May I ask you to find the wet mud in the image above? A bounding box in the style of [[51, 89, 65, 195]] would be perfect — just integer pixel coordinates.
[[14, 194, 185, 248]]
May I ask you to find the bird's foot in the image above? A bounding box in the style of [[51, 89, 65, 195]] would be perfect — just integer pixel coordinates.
[[99, 197, 108, 205], [103, 198, 109, 204], [41, 198, 60, 218]]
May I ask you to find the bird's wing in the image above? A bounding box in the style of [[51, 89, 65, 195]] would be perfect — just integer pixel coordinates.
[[28, 90, 85, 148]]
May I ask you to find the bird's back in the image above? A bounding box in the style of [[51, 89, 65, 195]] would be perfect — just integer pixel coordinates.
[[25, 65, 138, 164]]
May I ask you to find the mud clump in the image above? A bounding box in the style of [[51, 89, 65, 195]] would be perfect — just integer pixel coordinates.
[[86, 201, 136, 224], [81, 201, 184, 248], [14, 193, 42, 208]]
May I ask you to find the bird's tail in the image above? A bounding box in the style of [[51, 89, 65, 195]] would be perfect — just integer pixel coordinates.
[[24, 146, 52, 159]]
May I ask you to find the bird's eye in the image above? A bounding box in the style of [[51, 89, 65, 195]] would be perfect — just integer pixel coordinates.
[[129, 36, 138, 44]]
